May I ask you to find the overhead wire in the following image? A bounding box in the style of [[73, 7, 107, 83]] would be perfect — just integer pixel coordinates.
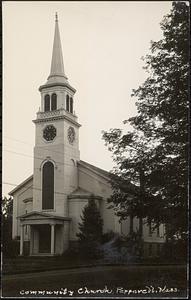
[[3, 135, 80, 157], [3, 136, 110, 194], [2, 181, 69, 196], [3, 148, 77, 168]]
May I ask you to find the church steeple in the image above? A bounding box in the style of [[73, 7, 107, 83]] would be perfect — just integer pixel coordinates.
[[38, 13, 77, 114], [33, 13, 80, 218], [47, 12, 68, 84]]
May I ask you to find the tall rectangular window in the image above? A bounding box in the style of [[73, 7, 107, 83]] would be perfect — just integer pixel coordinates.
[[149, 221, 152, 236], [130, 215, 133, 234], [42, 161, 54, 210], [157, 222, 160, 237]]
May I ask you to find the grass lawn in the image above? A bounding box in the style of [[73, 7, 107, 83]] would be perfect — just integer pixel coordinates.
[[3, 255, 95, 274]]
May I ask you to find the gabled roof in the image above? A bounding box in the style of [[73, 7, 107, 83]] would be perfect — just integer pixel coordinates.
[[78, 160, 138, 195], [9, 175, 33, 196], [78, 160, 110, 180]]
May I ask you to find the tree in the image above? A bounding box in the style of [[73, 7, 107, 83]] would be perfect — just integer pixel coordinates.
[[103, 131, 158, 235], [102, 2, 189, 239], [2, 196, 13, 240], [77, 198, 103, 258], [77, 198, 103, 242], [2, 196, 19, 257]]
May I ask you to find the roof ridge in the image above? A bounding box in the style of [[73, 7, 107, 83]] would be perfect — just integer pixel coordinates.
[[79, 160, 110, 177]]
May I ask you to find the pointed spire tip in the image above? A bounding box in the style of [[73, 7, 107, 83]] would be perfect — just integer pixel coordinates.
[[47, 11, 67, 83], [55, 12, 58, 22]]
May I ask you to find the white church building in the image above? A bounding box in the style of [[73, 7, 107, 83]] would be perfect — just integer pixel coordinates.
[[9, 14, 165, 257]]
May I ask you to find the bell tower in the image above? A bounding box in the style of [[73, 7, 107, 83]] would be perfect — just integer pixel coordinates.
[[32, 13, 80, 217]]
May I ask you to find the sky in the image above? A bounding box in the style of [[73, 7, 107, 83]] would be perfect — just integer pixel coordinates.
[[2, 1, 173, 197]]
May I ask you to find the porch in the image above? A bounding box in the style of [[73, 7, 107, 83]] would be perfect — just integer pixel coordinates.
[[18, 211, 71, 256]]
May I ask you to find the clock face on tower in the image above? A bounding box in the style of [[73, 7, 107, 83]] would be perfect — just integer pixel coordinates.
[[68, 126, 75, 144], [43, 125, 57, 141]]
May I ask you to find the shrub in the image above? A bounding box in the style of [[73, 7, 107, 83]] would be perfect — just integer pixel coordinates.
[[78, 240, 104, 259], [3, 240, 20, 258], [101, 230, 116, 244]]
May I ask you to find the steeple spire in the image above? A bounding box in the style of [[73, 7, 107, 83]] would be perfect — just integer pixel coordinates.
[[55, 12, 58, 22], [47, 13, 68, 83]]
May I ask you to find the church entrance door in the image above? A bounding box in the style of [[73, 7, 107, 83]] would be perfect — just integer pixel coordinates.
[[38, 224, 51, 253]]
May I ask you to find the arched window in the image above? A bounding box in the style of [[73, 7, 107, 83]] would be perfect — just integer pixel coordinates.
[[44, 94, 50, 112], [51, 93, 57, 111], [66, 95, 70, 112], [42, 161, 54, 210], [70, 97, 73, 114]]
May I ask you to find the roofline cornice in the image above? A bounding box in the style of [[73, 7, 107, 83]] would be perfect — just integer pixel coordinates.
[[39, 82, 76, 93], [9, 175, 33, 196], [18, 211, 71, 221], [78, 161, 111, 182], [32, 115, 81, 127]]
